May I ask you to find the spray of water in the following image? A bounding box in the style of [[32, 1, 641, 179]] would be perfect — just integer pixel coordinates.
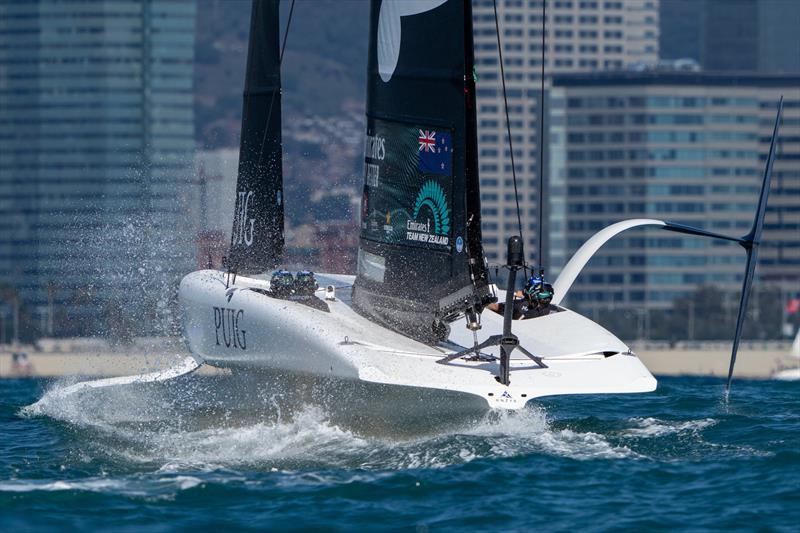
[[20, 375, 647, 473]]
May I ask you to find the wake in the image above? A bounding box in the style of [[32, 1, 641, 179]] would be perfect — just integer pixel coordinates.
[[20, 374, 642, 471]]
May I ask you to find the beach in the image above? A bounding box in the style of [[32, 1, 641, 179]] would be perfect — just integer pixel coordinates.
[[0, 338, 224, 379], [0, 338, 794, 379]]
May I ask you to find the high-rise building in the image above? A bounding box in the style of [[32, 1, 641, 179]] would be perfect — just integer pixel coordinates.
[[0, 0, 197, 337], [472, 0, 660, 266], [660, 0, 800, 73], [549, 71, 800, 317]]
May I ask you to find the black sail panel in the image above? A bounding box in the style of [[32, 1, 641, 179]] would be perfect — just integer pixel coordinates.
[[228, 0, 283, 273], [353, 0, 492, 342]]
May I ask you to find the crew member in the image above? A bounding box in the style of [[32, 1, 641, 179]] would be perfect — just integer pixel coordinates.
[[488, 275, 554, 320], [270, 270, 295, 298]]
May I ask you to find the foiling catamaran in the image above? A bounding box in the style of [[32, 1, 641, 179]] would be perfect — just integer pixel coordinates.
[[34, 0, 784, 412]]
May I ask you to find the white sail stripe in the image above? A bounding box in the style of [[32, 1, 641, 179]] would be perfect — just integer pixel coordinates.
[[377, 0, 449, 82]]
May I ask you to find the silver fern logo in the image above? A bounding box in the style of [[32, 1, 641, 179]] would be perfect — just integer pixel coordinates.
[[377, 0, 448, 82], [406, 180, 450, 246]]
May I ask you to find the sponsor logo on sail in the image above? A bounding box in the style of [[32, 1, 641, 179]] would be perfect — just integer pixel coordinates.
[[213, 306, 247, 350], [364, 133, 385, 187], [406, 180, 450, 247], [365, 162, 380, 187], [383, 211, 393, 235], [233, 190, 255, 246], [365, 134, 386, 161]]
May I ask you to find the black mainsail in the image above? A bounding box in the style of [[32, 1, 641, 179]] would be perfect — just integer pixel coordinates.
[[228, 0, 284, 273], [353, 0, 493, 342]]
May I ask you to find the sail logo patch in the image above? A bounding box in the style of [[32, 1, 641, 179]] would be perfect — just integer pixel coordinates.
[[359, 118, 453, 251], [418, 129, 436, 152], [233, 190, 255, 246], [365, 133, 386, 187], [365, 133, 386, 161], [383, 211, 394, 236], [418, 130, 452, 175], [406, 180, 450, 246], [365, 163, 380, 187]]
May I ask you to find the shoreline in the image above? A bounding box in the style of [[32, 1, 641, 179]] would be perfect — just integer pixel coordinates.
[[1, 343, 795, 380], [0, 351, 226, 379], [636, 348, 794, 379]]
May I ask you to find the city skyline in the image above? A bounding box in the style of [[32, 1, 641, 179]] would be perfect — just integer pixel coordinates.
[[0, 0, 198, 338], [0, 0, 798, 341], [550, 71, 799, 318]]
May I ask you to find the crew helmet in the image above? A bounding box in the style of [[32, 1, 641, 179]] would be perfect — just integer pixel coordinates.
[[294, 270, 318, 294], [524, 275, 554, 306], [270, 270, 295, 292]]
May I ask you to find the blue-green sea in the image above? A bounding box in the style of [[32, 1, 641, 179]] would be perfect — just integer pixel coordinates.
[[1, 375, 798, 531]]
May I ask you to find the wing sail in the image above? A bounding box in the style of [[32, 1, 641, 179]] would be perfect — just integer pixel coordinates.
[[228, 0, 284, 273], [353, 0, 493, 342]]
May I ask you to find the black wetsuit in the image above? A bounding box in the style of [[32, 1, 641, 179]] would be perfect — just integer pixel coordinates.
[[497, 298, 550, 320]]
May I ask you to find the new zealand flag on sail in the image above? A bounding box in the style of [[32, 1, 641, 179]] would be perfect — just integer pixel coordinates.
[[417, 129, 452, 175]]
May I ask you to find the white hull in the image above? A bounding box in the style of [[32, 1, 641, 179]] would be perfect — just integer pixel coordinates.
[[772, 368, 800, 381], [179, 270, 656, 409], [771, 329, 800, 381]]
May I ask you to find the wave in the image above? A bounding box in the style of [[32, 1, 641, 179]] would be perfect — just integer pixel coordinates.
[[19, 376, 641, 471], [0, 475, 203, 495], [623, 417, 717, 438]]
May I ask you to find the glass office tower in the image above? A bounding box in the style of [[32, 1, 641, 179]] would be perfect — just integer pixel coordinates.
[[472, 0, 660, 266], [0, 0, 197, 337], [550, 71, 800, 318]]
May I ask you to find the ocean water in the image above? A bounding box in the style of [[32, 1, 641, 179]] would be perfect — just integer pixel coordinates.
[[1, 375, 798, 532]]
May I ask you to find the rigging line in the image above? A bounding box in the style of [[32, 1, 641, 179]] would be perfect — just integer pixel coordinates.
[[538, 0, 546, 268], [492, 0, 525, 251], [256, 0, 296, 167]]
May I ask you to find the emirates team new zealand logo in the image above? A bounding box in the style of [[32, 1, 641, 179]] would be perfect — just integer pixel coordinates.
[[406, 180, 450, 246]]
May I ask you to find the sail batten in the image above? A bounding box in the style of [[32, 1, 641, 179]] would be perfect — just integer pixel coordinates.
[[353, 0, 492, 342], [228, 0, 284, 273]]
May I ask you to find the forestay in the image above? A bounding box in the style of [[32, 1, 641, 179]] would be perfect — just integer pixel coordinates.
[[353, 0, 493, 342]]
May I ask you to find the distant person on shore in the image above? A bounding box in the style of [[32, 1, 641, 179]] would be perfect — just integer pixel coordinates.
[[11, 352, 33, 377]]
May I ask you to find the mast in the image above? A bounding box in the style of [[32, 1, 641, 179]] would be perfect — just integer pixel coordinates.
[[463, 0, 492, 298], [228, 0, 283, 273], [353, 0, 493, 342]]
